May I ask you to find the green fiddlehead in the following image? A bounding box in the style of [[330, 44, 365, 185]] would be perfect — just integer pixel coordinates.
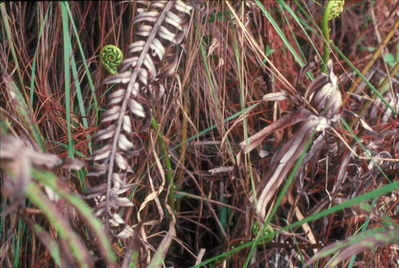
[[100, 45, 123, 74], [321, 0, 345, 73]]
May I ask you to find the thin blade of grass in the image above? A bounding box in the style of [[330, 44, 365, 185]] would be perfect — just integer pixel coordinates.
[[64, 2, 99, 125], [12, 220, 26, 268], [71, 51, 91, 152], [255, 0, 306, 67], [277, 0, 322, 79], [61, 2, 74, 157], [233, 26, 257, 215]]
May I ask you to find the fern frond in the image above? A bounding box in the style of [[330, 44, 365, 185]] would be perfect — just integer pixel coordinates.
[[88, 0, 192, 240]]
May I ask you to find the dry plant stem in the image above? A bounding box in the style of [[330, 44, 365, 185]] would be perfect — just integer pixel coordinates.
[[321, 4, 332, 73], [150, 115, 175, 212], [344, 18, 399, 105], [176, 88, 189, 212], [330, 126, 399, 164], [287, 192, 318, 254], [176, 155, 229, 241], [99, 42, 176, 228], [239, 109, 311, 154], [1, 4, 24, 91], [175, 191, 245, 213], [90, 1, 193, 245], [177, 89, 189, 187]]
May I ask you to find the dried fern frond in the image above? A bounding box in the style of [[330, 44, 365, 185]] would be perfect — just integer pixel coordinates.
[[240, 60, 343, 221], [88, 0, 193, 239], [0, 135, 61, 204]]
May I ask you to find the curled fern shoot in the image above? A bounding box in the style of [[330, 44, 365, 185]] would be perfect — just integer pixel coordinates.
[[100, 45, 123, 74]]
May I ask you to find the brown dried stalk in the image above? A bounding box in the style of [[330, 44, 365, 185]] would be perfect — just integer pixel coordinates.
[[240, 60, 343, 221]]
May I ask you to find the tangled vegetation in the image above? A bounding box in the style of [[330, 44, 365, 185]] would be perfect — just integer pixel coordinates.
[[1, 1, 398, 267]]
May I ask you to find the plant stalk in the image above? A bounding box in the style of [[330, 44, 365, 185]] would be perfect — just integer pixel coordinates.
[[321, 0, 344, 73]]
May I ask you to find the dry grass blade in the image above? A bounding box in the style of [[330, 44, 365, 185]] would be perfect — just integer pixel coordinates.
[[239, 108, 311, 154], [147, 208, 176, 268]]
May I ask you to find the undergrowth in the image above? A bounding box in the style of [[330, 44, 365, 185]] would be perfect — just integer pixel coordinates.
[[1, 1, 398, 267]]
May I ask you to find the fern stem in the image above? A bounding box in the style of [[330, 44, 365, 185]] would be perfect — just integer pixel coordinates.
[[321, 4, 332, 73], [321, 0, 344, 73]]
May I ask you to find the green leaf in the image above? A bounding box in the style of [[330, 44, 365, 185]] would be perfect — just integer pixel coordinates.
[[383, 52, 395, 67]]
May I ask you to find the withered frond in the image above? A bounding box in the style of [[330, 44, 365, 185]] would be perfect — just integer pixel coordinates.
[[88, 0, 193, 239]]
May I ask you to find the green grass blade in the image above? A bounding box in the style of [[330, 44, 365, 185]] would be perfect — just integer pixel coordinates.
[[32, 169, 117, 266], [280, 181, 399, 232], [278, 0, 322, 78], [3, 74, 46, 151], [12, 220, 25, 268], [70, 52, 92, 153], [61, 2, 74, 157], [32, 224, 62, 267], [64, 2, 99, 125], [255, 0, 305, 67], [26, 182, 91, 268]]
